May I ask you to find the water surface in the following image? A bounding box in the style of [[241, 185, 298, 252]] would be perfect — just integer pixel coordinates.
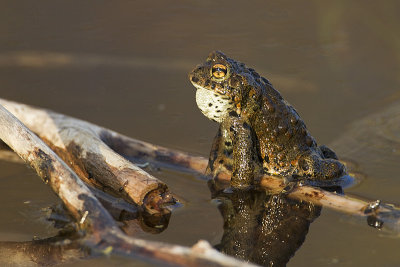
[[1, 1, 400, 266]]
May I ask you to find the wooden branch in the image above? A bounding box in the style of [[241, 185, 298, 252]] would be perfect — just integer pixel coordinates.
[[0, 103, 257, 267], [0, 103, 119, 232], [101, 130, 209, 175], [89, 116, 399, 223], [31, 103, 397, 231], [0, 142, 139, 224], [0, 98, 399, 232], [0, 99, 173, 210]]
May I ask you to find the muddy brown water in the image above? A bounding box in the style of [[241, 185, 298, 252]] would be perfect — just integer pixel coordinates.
[[1, 1, 400, 266]]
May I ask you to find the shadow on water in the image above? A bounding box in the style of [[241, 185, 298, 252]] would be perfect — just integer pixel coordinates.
[[208, 181, 321, 266]]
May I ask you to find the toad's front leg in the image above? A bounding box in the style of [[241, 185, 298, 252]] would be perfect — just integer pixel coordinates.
[[227, 116, 260, 189]]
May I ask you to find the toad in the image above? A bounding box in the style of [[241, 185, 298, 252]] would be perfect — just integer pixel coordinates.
[[189, 51, 346, 189]]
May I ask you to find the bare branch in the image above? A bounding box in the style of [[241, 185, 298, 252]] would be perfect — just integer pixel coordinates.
[[87, 115, 396, 222], [0, 102, 258, 266], [103, 124, 400, 228], [0, 104, 120, 230], [1, 98, 399, 233], [0, 99, 173, 209]]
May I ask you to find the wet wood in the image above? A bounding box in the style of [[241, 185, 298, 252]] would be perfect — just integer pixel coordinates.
[[0, 98, 398, 232], [0, 105, 118, 231], [103, 127, 400, 225], [95, 123, 397, 223], [101, 129, 209, 174], [0, 99, 172, 208], [0, 103, 257, 267], [258, 176, 368, 214], [209, 174, 400, 232]]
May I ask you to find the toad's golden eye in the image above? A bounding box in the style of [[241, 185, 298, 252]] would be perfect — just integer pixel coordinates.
[[212, 64, 227, 79]]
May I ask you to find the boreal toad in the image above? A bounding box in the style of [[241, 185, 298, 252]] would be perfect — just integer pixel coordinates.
[[189, 51, 346, 189]]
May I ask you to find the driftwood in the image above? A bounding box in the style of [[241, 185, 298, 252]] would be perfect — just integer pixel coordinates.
[[98, 114, 400, 231], [0, 102, 257, 266], [0, 99, 174, 211], [1, 98, 400, 232], [1, 98, 400, 265]]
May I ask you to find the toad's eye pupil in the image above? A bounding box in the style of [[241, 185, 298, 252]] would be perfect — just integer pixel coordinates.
[[212, 64, 227, 78]]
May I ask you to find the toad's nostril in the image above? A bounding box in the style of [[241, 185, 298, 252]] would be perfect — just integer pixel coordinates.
[[191, 76, 199, 83]]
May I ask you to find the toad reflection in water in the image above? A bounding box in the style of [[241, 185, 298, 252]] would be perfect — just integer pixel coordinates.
[[209, 182, 321, 266]]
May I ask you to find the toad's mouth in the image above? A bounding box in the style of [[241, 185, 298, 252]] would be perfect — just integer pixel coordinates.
[[190, 80, 206, 91]]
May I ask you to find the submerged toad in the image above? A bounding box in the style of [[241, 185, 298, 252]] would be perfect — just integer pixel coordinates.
[[189, 51, 346, 189]]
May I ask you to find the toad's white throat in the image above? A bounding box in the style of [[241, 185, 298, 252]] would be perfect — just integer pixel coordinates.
[[193, 83, 233, 123]]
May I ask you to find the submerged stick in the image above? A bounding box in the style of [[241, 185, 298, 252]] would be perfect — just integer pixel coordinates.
[[0, 103, 257, 267]]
